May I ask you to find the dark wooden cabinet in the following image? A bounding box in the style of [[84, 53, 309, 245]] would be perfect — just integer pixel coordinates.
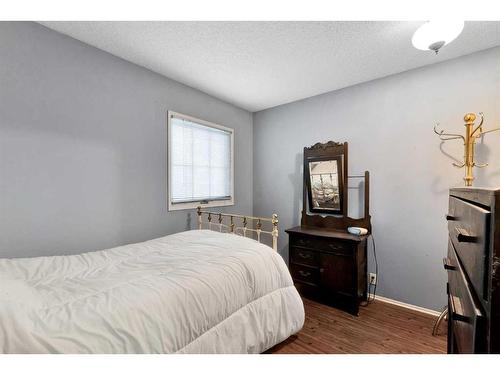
[[445, 187, 500, 353], [286, 226, 367, 315], [289, 140, 371, 315]]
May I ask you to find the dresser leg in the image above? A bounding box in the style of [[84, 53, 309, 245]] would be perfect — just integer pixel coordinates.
[[350, 299, 360, 316]]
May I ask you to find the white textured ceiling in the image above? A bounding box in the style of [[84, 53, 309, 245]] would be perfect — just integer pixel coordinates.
[[40, 21, 500, 112]]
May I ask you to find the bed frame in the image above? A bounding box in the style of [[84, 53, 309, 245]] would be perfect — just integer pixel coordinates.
[[196, 207, 279, 251]]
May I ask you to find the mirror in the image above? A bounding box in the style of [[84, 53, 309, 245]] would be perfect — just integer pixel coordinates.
[[301, 141, 371, 231], [305, 155, 344, 215]]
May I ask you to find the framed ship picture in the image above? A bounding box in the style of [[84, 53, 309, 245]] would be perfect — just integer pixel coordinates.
[[305, 155, 343, 215]]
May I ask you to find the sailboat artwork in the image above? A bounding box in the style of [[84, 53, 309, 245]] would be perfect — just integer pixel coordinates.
[[308, 159, 341, 211]]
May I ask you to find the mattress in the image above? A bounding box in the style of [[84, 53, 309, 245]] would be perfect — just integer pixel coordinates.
[[0, 230, 304, 353]]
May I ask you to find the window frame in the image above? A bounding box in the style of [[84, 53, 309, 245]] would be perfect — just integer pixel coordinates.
[[167, 111, 235, 211]]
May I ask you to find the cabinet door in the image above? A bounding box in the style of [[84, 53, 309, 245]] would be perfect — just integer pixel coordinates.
[[319, 253, 354, 295]]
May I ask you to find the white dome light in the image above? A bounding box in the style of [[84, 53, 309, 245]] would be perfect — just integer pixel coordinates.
[[412, 21, 465, 54]]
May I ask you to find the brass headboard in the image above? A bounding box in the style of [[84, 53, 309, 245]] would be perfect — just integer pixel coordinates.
[[196, 207, 279, 251]]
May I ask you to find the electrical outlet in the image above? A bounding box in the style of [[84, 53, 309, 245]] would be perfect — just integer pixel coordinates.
[[369, 273, 377, 285]]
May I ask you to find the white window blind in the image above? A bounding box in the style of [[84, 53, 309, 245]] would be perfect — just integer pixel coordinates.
[[168, 112, 233, 210]]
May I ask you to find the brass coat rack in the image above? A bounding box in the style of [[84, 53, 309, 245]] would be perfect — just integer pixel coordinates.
[[434, 112, 500, 186]]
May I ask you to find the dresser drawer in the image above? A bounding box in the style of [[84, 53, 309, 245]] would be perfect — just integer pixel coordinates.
[[290, 263, 320, 286], [290, 247, 319, 267], [286, 226, 367, 316], [447, 196, 490, 300], [290, 235, 354, 256], [446, 241, 485, 353]]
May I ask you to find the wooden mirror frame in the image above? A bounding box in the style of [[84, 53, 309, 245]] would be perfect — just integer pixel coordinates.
[[304, 152, 345, 216], [301, 141, 371, 233], [303, 141, 348, 217]]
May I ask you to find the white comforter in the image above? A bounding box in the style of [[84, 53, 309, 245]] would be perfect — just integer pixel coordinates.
[[0, 230, 304, 353]]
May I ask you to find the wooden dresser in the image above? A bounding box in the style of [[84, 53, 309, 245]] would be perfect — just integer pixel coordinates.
[[287, 140, 371, 315], [445, 187, 500, 353], [286, 226, 368, 315]]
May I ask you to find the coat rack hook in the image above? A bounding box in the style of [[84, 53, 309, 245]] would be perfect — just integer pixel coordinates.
[[434, 112, 500, 186]]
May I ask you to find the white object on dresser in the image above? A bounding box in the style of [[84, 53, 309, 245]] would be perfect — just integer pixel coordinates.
[[347, 226, 368, 236]]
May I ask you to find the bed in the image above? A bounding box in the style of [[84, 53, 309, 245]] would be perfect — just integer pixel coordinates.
[[0, 209, 304, 354]]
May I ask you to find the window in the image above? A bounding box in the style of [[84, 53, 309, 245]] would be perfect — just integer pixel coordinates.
[[167, 111, 234, 211]]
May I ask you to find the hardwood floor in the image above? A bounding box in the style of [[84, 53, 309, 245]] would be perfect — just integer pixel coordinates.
[[267, 298, 447, 354]]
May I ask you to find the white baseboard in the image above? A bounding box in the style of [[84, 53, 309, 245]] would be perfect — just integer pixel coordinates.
[[368, 293, 441, 317]]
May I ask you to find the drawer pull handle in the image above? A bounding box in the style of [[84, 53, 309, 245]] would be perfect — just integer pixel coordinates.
[[446, 214, 457, 221], [298, 252, 311, 259], [297, 239, 310, 246], [328, 244, 344, 251], [298, 270, 311, 278], [455, 227, 477, 243], [450, 295, 470, 323], [443, 257, 456, 271]]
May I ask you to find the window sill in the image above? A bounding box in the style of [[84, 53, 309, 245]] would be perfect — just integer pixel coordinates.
[[167, 198, 234, 212]]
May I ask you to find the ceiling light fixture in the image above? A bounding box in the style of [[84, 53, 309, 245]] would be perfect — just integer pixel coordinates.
[[412, 21, 465, 54]]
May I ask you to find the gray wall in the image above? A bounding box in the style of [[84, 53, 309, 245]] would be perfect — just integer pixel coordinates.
[[0, 22, 253, 258], [253, 47, 500, 310]]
